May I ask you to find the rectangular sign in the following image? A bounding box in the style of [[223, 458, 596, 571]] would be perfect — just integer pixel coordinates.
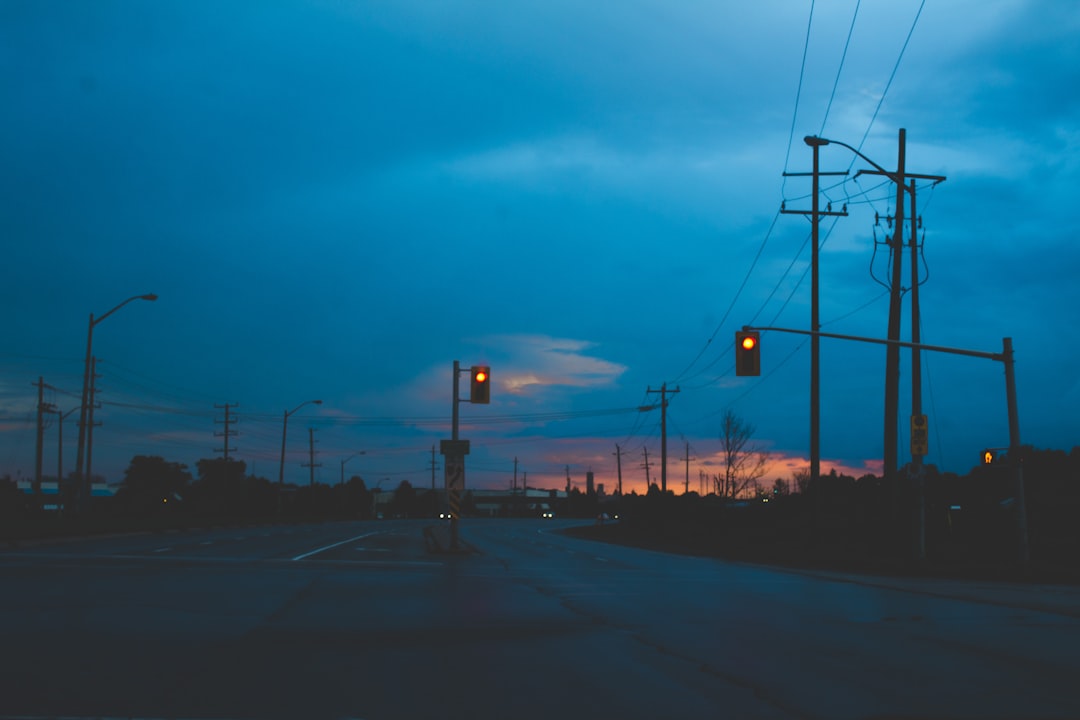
[[910, 414, 928, 457]]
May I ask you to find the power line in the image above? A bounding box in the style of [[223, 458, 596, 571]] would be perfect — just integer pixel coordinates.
[[818, 0, 861, 136], [849, 0, 927, 161], [783, 0, 816, 178]]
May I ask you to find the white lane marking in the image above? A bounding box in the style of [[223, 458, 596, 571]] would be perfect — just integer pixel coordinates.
[[292, 532, 381, 561], [200, 541, 214, 546], [153, 547, 172, 553]]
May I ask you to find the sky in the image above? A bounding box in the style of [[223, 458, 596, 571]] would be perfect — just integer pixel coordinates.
[[2, 0, 1078, 495]]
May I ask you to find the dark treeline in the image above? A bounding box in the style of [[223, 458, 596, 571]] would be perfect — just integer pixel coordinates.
[[3, 447, 1079, 580], [593, 445, 1080, 579], [0, 453, 611, 539]]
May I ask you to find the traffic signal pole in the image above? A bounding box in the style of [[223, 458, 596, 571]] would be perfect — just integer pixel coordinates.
[[442, 360, 488, 551], [744, 325, 1028, 564]]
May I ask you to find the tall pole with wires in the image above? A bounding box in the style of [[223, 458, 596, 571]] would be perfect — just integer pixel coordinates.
[[883, 129, 907, 489], [646, 384, 679, 493], [782, 140, 846, 488]]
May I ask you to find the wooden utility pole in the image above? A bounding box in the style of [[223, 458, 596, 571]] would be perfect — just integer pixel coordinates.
[[856, 133, 945, 559], [681, 442, 692, 494], [214, 403, 238, 460], [84, 357, 101, 487], [33, 377, 55, 501], [646, 384, 679, 492], [641, 447, 652, 490], [612, 444, 624, 496], [302, 427, 321, 486], [782, 141, 848, 488]]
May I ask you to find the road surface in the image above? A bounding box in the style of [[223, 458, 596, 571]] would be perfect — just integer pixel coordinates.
[[2, 518, 1078, 719]]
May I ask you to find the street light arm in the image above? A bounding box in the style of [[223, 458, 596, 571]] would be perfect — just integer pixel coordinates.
[[93, 293, 158, 327], [286, 398, 323, 417], [806, 136, 911, 193]]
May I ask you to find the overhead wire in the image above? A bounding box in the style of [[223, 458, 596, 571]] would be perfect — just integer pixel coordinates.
[[818, 0, 861, 136]]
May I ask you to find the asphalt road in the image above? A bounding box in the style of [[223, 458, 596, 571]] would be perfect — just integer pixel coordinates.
[[2, 518, 1079, 720]]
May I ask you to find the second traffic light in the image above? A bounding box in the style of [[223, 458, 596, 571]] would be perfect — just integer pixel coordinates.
[[735, 331, 760, 376], [470, 365, 491, 404]]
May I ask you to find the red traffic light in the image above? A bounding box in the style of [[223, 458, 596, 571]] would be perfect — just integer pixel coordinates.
[[735, 331, 760, 376], [470, 365, 491, 404]]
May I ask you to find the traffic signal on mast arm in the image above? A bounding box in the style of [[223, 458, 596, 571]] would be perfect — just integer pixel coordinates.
[[735, 331, 760, 376], [470, 365, 491, 404]]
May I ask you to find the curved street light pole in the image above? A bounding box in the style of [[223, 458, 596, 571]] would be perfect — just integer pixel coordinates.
[[340, 450, 366, 486], [278, 399, 322, 488], [74, 293, 157, 509]]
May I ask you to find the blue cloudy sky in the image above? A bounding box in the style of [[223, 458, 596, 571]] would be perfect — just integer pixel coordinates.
[[2, 0, 1078, 493]]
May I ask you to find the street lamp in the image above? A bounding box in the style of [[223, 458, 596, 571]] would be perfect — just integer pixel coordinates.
[[74, 293, 157, 508], [278, 399, 322, 487], [340, 451, 366, 486]]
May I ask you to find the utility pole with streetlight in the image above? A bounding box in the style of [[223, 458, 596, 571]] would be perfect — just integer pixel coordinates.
[[74, 293, 157, 510], [341, 450, 366, 486], [278, 399, 322, 488], [785, 132, 944, 503]]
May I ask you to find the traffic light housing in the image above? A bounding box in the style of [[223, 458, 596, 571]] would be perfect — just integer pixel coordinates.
[[470, 365, 491, 404], [735, 331, 760, 376], [982, 449, 996, 465]]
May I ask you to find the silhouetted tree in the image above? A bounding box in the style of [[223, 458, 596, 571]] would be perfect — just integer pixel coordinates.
[[115, 456, 192, 514], [340, 476, 372, 519], [718, 409, 768, 499], [190, 458, 251, 516], [389, 480, 418, 517]]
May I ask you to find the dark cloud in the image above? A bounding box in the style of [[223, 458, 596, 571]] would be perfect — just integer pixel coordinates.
[[1, 0, 1077, 488]]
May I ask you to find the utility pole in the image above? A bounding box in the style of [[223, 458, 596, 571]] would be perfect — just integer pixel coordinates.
[[84, 357, 101, 489], [855, 132, 945, 557], [565, 465, 571, 494], [782, 141, 848, 488], [681, 441, 692, 494], [431, 445, 438, 516], [214, 403, 238, 460], [302, 427, 321, 487], [612, 444, 624, 496], [646, 384, 679, 493], [512, 457, 518, 494], [431, 445, 438, 493], [641, 447, 652, 490], [884, 129, 907, 488], [52, 405, 78, 511], [33, 377, 56, 502]]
